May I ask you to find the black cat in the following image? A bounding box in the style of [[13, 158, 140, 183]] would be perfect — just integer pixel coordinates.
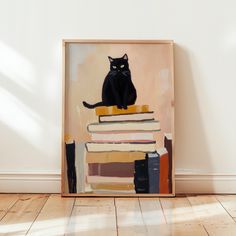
[[83, 54, 137, 109]]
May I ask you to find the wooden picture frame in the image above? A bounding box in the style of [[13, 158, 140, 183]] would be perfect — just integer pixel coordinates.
[[62, 40, 175, 197]]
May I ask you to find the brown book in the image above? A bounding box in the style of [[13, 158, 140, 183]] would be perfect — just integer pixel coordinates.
[[159, 152, 169, 194], [95, 105, 149, 116], [88, 162, 134, 177], [164, 133, 173, 193]]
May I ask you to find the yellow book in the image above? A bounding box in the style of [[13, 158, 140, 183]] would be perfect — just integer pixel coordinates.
[[86, 152, 145, 163], [91, 183, 134, 191], [95, 105, 149, 116]]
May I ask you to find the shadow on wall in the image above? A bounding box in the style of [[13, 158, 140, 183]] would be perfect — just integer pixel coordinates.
[[0, 41, 60, 171], [174, 44, 213, 193], [0, 120, 47, 169]]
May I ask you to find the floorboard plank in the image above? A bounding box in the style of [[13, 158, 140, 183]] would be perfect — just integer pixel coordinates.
[[187, 195, 235, 225], [161, 197, 208, 235], [0, 194, 48, 236], [188, 195, 236, 235], [204, 224, 236, 236], [65, 205, 117, 236], [27, 194, 74, 236], [161, 196, 198, 224], [216, 195, 236, 218], [75, 197, 114, 206], [139, 198, 170, 235], [0, 194, 20, 220], [115, 198, 147, 236]]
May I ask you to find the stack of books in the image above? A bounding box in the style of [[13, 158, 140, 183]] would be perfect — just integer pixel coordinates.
[[84, 105, 167, 194]]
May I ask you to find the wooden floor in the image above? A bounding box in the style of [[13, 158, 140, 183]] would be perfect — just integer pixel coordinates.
[[1, 194, 236, 235]]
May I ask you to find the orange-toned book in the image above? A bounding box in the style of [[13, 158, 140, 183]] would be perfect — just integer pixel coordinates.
[[95, 105, 149, 116], [159, 152, 169, 194]]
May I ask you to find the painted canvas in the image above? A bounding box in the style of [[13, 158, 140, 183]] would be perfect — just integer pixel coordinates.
[[62, 40, 174, 196]]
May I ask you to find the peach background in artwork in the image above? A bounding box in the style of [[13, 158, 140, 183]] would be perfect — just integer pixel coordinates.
[[65, 43, 174, 148]]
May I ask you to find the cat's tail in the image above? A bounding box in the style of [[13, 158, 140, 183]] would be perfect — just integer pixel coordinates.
[[82, 101, 103, 109]]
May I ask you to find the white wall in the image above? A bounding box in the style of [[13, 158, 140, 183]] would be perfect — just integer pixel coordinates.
[[0, 0, 236, 193]]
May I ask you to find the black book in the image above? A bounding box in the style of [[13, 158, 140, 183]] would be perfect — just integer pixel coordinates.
[[134, 159, 149, 193], [65, 142, 77, 193]]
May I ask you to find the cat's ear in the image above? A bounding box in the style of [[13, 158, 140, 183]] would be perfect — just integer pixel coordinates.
[[123, 54, 128, 60], [108, 56, 114, 62]]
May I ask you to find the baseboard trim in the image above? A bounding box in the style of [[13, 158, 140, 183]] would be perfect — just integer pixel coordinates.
[[0, 172, 236, 194], [175, 172, 236, 194], [0, 172, 61, 193]]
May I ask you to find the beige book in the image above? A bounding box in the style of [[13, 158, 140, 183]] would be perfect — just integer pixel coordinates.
[[87, 176, 134, 184], [86, 142, 156, 152], [88, 121, 160, 132], [86, 152, 145, 163]]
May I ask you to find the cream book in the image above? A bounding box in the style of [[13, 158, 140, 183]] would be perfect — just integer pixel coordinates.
[[87, 121, 160, 132], [85, 141, 156, 152], [99, 112, 154, 122], [91, 132, 154, 142]]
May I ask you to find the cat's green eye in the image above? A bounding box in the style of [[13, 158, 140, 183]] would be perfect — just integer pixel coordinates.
[[112, 66, 117, 69], [120, 65, 125, 68]]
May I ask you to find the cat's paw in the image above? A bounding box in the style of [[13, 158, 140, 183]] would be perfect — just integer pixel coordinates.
[[117, 105, 122, 109], [123, 105, 128, 109]]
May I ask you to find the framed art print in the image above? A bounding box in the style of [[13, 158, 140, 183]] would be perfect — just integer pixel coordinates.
[[62, 40, 175, 197]]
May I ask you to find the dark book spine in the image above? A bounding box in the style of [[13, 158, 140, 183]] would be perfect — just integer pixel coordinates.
[[164, 136, 172, 193], [134, 160, 149, 193], [65, 142, 77, 193], [146, 152, 160, 193]]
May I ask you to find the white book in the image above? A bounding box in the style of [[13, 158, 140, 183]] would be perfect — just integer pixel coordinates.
[[88, 121, 160, 133], [87, 176, 134, 184], [99, 112, 154, 122], [156, 147, 168, 156], [91, 132, 154, 142], [86, 142, 156, 152], [164, 132, 173, 140]]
